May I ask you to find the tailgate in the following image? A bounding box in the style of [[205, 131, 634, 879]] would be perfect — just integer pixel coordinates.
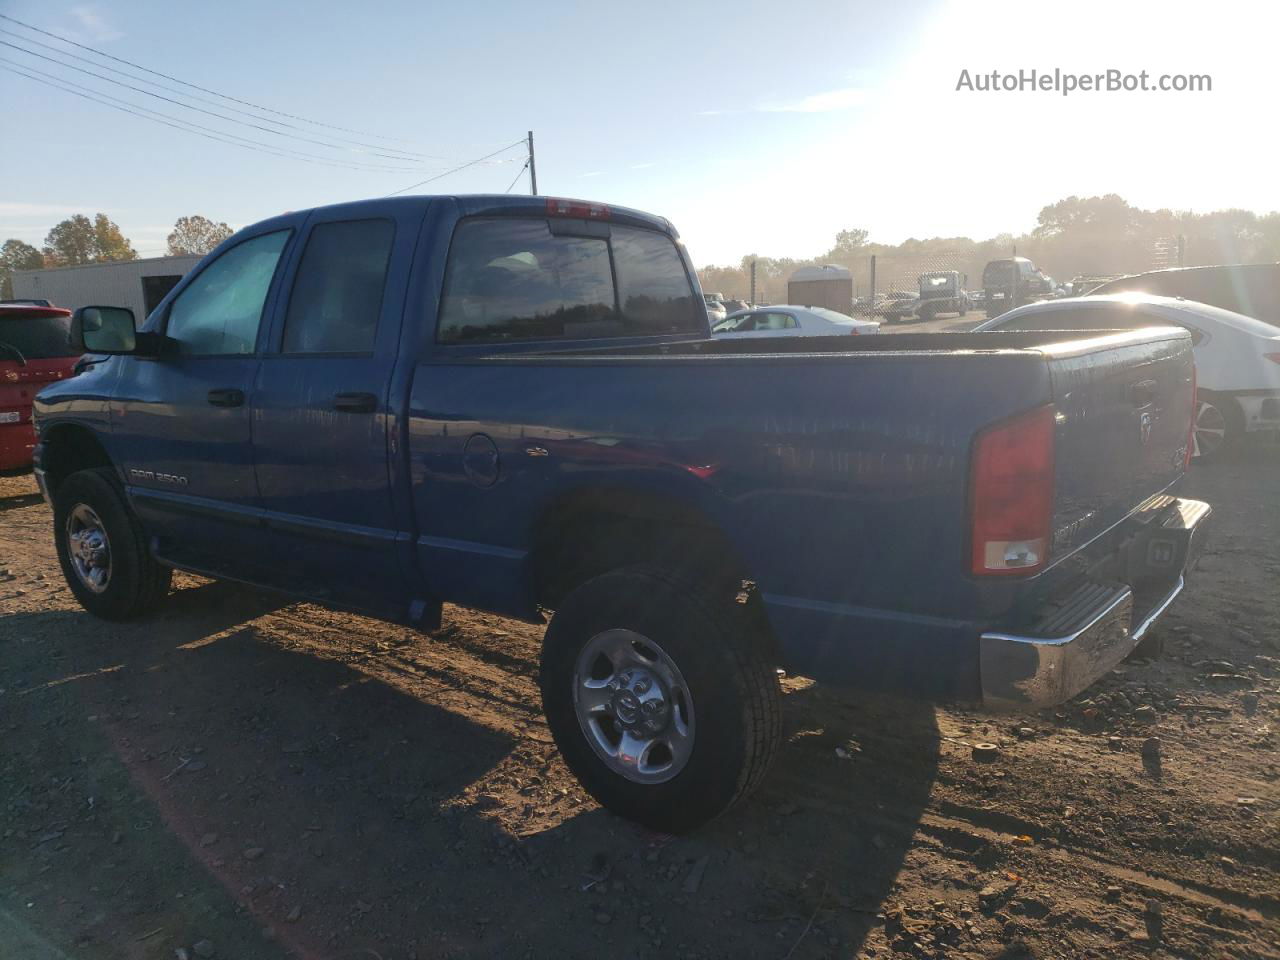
[[1044, 328, 1195, 560]]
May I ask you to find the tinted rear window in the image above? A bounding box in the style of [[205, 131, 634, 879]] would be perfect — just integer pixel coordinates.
[[0, 314, 79, 360], [983, 262, 1014, 284], [437, 218, 701, 343]]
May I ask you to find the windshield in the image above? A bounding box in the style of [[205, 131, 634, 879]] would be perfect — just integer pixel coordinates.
[[0, 314, 80, 361]]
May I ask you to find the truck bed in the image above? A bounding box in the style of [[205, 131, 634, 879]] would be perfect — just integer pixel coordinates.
[[409, 326, 1195, 698]]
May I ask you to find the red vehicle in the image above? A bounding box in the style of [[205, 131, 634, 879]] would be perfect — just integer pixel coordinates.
[[0, 304, 81, 471]]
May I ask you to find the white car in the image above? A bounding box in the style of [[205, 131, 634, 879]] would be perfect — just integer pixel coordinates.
[[974, 293, 1280, 458], [712, 305, 881, 339], [703, 294, 727, 325]]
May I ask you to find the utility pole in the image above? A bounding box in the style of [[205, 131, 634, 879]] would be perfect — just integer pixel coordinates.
[[869, 254, 876, 318], [750, 259, 757, 305], [1010, 243, 1019, 310], [527, 130, 538, 196]]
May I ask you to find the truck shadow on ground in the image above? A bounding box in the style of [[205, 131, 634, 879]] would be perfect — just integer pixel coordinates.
[[2, 579, 939, 960], [0, 490, 45, 513]]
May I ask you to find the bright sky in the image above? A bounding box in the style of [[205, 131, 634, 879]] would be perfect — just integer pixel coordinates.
[[2, 0, 1277, 266]]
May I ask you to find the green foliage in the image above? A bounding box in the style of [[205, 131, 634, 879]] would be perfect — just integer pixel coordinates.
[[42, 214, 137, 266], [167, 215, 233, 256], [0, 239, 44, 299]]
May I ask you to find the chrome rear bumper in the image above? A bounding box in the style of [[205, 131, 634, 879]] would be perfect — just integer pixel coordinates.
[[980, 498, 1210, 710]]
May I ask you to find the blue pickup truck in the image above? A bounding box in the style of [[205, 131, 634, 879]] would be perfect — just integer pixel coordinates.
[[33, 195, 1208, 831]]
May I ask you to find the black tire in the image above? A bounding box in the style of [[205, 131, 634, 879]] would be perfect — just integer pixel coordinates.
[[53, 467, 171, 620], [1192, 393, 1243, 462], [539, 566, 781, 833]]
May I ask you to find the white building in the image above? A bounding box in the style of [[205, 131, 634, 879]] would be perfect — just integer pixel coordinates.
[[12, 255, 203, 321]]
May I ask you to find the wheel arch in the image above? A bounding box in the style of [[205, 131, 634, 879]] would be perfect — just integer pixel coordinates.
[[1197, 389, 1246, 431], [40, 423, 116, 496], [529, 484, 757, 612]]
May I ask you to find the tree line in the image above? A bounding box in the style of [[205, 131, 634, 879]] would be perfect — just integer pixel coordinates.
[[1, 214, 234, 298], [698, 195, 1280, 303]]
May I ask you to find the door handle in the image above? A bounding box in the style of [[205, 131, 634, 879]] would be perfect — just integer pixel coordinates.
[[207, 388, 245, 408], [333, 391, 377, 413]]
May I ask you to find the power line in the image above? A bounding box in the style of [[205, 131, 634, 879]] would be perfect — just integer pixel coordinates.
[[0, 39, 445, 166], [0, 12, 422, 146], [504, 159, 532, 194], [0, 27, 449, 162], [0, 62, 432, 174], [385, 140, 530, 197]]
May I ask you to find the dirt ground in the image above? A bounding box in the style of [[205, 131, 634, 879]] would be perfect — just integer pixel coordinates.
[[2, 440, 1277, 960]]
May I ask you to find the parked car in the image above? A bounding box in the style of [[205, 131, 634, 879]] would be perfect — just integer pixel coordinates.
[[917, 271, 969, 320], [0, 304, 81, 471], [712, 305, 880, 338], [720, 298, 750, 314], [1087, 263, 1279, 324], [974, 293, 1280, 458], [982, 257, 1053, 316], [703, 293, 727, 324], [880, 290, 919, 322], [35, 194, 1207, 832]]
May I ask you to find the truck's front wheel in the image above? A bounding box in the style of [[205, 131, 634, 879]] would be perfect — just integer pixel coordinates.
[[540, 566, 781, 833], [54, 468, 172, 620]]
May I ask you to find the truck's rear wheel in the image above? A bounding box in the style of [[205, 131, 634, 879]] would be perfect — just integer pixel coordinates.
[[54, 468, 171, 620], [539, 566, 781, 832]]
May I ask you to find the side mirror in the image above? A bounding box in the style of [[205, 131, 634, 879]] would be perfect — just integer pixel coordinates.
[[71, 306, 152, 355]]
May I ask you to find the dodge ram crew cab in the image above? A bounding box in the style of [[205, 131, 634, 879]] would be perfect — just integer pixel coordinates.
[[33, 194, 1209, 831]]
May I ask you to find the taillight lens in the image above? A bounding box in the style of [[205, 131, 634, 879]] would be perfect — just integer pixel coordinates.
[[1264, 352, 1280, 365], [969, 405, 1056, 576], [545, 198, 610, 220], [1184, 364, 1197, 469]]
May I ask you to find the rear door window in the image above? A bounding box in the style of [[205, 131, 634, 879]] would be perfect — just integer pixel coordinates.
[[437, 218, 700, 343], [282, 219, 395, 354], [759, 312, 798, 331]]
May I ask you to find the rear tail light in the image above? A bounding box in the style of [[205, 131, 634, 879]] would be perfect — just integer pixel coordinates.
[[969, 405, 1056, 576], [1264, 352, 1280, 365], [545, 198, 610, 220], [1184, 364, 1197, 469]]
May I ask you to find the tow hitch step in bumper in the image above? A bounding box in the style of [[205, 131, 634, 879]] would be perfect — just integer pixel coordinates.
[[980, 498, 1211, 709]]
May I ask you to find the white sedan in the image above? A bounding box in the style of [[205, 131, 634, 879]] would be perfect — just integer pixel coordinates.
[[712, 305, 880, 339], [703, 294, 727, 325], [974, 293, 1280, 458]]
